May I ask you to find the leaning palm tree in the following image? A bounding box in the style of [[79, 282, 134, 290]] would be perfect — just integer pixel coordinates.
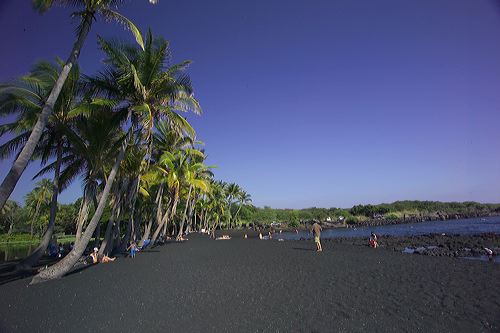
[[0, 59, 83, 270], [0, 0, 149, 210]]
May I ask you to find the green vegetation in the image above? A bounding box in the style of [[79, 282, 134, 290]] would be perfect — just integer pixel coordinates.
[[235, 201, 500, 227], [0, 234, 76, 245]]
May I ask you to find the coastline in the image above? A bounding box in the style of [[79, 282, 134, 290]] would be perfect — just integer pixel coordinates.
[[321, 213, 500, 229]]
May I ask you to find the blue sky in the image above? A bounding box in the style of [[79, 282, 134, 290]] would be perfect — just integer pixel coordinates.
[[1, 0, 500, 208]]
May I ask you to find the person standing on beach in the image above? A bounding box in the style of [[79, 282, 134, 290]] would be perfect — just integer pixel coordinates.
[[311, 222, 322, 252]]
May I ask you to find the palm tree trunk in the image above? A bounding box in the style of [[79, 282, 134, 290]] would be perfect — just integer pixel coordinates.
[[233, 204, 243, 227], [98, 203, 117, 256], [111, 204, 123, 254], [193, 208, 197, 232], [118, 211, 133, 252], [0, 13, 93, 210], [176, 185, 192, 240], [93, 222, 101, 249], [75, 192, 90, 244], [102, 180, 127, 255], [133, 211, 142, 242], [128, 176, 140, 242], [186, 197, 195, 233], [17, 141, 62, 270], [117, 186, 133, 252], [150, 206, 170, 244], [138, 218, 153, 247], [31, 202, 42, 239], [151, 195, 177, 245], [31, 140, 126, 284], [7, 219, 14, 235], [138, 184, 163, 247]]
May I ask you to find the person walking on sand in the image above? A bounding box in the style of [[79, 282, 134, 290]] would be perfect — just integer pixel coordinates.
[[369, 232, 378, 248], [311, 222, 322, 252], [127, 242, 138, 258]]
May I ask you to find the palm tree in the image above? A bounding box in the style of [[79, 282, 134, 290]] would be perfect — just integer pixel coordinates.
[[31, 101, 125, 243], [176, 157, 210, 240], [149, 150, 186, 244], [0, 0, 149, 210], [206, 181, 227, 237], [25, 179, 52, 238], [233, 190, 252, 227], [225, 183, 241, 229], [0, 59, 84, 270], [0, 200, 20, 236]]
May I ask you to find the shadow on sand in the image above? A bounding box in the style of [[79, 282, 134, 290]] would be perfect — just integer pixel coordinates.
[[0, 256, 58, 285], [292, 247, 316, 252]]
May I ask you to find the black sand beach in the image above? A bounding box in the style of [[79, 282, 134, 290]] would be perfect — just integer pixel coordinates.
[[0, 234, 499, 332]]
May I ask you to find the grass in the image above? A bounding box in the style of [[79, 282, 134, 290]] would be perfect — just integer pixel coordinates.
[[0, 233, 77, 245]]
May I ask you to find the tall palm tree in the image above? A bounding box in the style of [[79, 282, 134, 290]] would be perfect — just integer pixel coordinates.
[[233, 190, 252, 227], [0, 0, 148, 210], [176, 157, 210, 240], [225, 183, 240, 229], [206, 181, 227, 237]]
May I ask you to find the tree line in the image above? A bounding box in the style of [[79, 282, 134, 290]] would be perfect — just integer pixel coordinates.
[[235, 201, 500, 227]]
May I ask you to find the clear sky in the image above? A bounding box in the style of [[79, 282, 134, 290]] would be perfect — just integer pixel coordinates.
[[1, 0, 500, 208]]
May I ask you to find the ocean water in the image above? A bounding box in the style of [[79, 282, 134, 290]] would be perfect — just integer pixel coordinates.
[[277, 216, 500, 240]]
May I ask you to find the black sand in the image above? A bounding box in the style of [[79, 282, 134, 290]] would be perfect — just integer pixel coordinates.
[[0, 234, 499, 332]]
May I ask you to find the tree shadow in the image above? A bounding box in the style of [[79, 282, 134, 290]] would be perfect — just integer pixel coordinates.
[[0, 256, 59, 286], [0, 269, 34, 285], [139, 250, 160, 253], [66, 263, 94, 277]]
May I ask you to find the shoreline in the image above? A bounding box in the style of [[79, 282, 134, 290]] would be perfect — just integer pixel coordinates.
[[214, 229, 500, 259]]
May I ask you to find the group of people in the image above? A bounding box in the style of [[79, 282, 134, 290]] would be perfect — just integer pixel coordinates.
[[86, 239, 148, 265], [309, 222, 380, 252], [47, 239, 74, 258]]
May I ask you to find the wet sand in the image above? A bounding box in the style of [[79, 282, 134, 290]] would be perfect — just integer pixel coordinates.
[[0, 233, 499, 332]]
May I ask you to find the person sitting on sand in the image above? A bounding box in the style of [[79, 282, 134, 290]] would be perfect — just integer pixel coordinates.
[[215, 235, 231, 240], [311, 222, 323, 252], [100, 254, 116, 263], [90, 247, 116, 264], [244, 234, 248, 239], [57, 243, 64, 258], [48, 241, 58, 257], [484, 247, 494, 261], [369, 232, 378, 248]]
